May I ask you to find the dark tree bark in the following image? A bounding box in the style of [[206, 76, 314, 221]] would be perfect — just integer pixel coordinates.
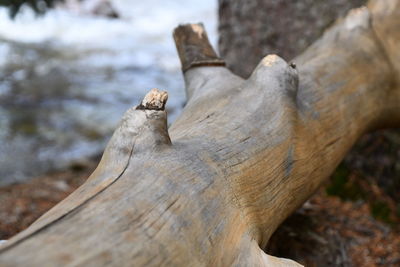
[[218, 0, 365, 78]]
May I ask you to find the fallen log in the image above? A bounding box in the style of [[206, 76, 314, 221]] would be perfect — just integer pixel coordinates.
[[0, 0, 399, 266]]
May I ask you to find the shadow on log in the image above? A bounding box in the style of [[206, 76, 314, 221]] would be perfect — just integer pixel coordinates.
[[0, 0, 399, 266]]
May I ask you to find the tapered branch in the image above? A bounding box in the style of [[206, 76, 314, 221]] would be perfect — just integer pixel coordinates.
[[173, 23, 233, 101], [0, 1, 399, 266], [173, 23, 225, 72]]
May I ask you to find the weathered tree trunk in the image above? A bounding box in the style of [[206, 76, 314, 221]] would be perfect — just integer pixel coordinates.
[[0, 0, 399, 266]]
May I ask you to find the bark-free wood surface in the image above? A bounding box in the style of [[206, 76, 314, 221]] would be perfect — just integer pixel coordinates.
[[0, 0, 399, 266]]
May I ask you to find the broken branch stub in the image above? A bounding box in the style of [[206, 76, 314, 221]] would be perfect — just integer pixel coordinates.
[[136, 88, 168, 110], [0, 88, 171, 254]]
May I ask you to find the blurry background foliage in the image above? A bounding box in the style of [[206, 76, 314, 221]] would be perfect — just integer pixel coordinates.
[[0, 0, 62, 17]]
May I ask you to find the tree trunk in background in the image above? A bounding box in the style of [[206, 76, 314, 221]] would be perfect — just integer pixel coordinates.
[[218, 0, 365, 78], [218, 0, 400, 265]]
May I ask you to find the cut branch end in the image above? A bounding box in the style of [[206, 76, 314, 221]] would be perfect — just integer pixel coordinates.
[[173, 23, 225, 72]]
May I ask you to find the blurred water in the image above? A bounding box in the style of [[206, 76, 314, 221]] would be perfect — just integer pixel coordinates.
[[0, 0, 217, 185]]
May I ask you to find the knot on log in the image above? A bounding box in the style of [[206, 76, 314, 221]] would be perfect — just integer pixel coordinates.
[[344, 6, 371, 31], [137, 88, 168, 110], [250, 54, 299, 99]]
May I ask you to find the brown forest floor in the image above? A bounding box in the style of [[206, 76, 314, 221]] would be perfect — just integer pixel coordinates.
[[0, 160, 98, 240], [268, 130, 400, 266], [267, 191, 400, 266], [0, 131, 399, 266]]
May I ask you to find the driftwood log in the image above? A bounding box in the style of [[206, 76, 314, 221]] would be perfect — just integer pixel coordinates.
[[0, 0, 399, 266]]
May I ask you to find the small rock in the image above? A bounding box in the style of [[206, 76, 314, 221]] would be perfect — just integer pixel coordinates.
[[52, 180, 70, 192]]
